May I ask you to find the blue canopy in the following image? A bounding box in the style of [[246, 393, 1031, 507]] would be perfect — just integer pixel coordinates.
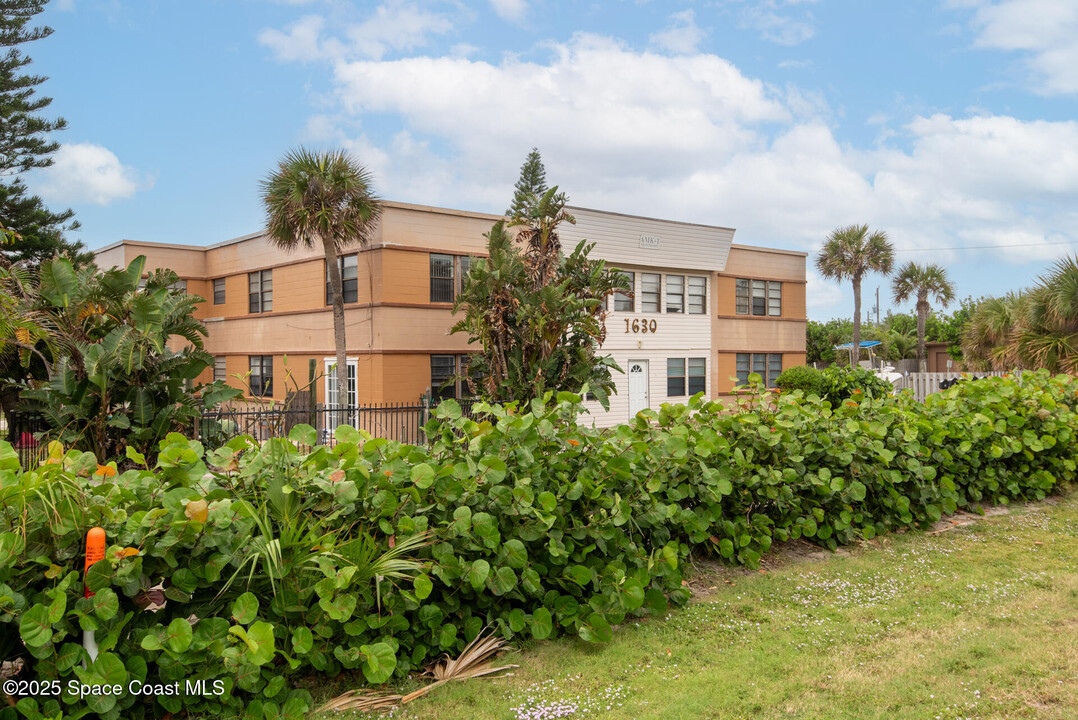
[[833, 340, 882, 350]]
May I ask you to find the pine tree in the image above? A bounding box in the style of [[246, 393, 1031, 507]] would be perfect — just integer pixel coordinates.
[[0, 0, 65, 174], [506, 147, 548, 218], [0, 0, 85, 267]]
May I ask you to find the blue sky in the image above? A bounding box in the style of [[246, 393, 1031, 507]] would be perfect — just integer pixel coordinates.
[[23, 0, 1078, 321]]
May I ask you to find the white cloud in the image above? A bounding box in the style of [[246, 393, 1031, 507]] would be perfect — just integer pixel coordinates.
[[332, 33, 789, 180], [648, 10, 706, 55], [958, 0, 1078, 95], [259, 2, 454, 62], [806, 271, 844, 311], [489, 0, 527, 23], [732, 1, 818, 46], [37, 143, 149, 206], [266, 25, 1078, 316], [259, 15, 337, 62]]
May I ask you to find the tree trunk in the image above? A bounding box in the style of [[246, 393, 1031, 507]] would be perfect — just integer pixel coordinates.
[[323, 238, 349, 418], [851, 275, 862, 367], [917, 295, 928, 373]]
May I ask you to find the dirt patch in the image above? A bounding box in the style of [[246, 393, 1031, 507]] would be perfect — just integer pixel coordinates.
[[926, 506, 1010, 535]]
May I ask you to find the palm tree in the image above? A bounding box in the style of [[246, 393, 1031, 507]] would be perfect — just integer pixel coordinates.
[[961, 292, 1027, 371], [891, 262, 955, 372], [815, 224, 894, 366], [261, 149, 382, 410], [1018, 255, 1078, 373]]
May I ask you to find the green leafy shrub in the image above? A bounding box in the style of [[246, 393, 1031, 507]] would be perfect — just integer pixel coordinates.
[[819, 365, 895, 405], [2, 371, 1076, 719], [775, 365, 828, 397], [20, 255, 242, 462]]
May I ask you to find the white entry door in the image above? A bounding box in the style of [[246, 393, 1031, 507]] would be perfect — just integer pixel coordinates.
[[628, 360, 649, 419]]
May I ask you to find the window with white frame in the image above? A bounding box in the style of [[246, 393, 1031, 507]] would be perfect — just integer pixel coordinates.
[[214, 357, 226, 383], [667, 357, 706, 396], [613, 271, 634, 311], [688, 277, 707, 314], [641, 273, 661, 312], [666, 275, 684, 313]]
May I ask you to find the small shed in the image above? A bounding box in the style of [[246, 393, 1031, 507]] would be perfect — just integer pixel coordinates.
[[925, 343, 956, 372]]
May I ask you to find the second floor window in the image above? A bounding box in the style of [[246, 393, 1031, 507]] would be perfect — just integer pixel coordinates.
[[688, 277, 707, 314], [249, 355, 273, 397], [641, 273, 661, 312], [613, 271, 634, 311], [249, 270, 272, 313], [430, 254, 455, 303], [736, 279, 781, 316], [460, 256, 472, 294], [666, 275, 684, 313], [326, 254, 359, 305], [213, 278, 225, 305]]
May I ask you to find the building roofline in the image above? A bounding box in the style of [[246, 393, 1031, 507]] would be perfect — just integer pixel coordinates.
[[94, 201, 801, 257], [95, 238, 211, 253], [730, 242, 808, 258], [566, 205, 736, 233]]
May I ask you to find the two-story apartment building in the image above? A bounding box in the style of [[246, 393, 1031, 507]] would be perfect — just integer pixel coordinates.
[[94, 201, 805, 427]]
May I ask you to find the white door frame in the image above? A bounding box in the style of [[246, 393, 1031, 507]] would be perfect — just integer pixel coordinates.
[[627, 359, 649, 419], [323, 357, 358, 408]]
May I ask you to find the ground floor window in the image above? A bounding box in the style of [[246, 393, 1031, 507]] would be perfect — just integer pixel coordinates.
[[249, 355, 273, 397], [667, 357, 707, 396], [431, 354, 479, 400], [736, 353, 782, 388], [214, 357, 226, 383]]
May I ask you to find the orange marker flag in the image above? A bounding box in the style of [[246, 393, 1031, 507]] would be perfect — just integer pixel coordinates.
[[84, 527, 106, 599]]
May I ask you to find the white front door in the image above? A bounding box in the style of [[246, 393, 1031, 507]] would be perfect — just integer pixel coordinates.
[[628, 360, 649, 418]]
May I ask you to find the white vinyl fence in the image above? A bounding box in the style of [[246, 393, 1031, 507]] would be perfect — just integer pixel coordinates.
[[890, 371, 1007, 402]]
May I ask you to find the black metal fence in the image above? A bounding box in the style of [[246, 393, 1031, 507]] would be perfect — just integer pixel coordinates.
[[193, 398, 486, 450], [1, 399, 488, 469], [3, 411, 50, 469]]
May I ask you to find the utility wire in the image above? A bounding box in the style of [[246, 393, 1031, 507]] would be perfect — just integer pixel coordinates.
[[895, 239, 1078, 252]]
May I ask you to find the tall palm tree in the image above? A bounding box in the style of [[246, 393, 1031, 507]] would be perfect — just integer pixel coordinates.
[[261, 149, 382, 409], [815, 224, 894, 366], [891, 262, 956, 372]]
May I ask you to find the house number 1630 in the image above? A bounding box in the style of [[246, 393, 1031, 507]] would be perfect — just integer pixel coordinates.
[[625, 318, 658, 333]]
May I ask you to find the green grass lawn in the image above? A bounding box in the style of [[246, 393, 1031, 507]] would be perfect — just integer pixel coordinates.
[[314, 492, 1078, 720]]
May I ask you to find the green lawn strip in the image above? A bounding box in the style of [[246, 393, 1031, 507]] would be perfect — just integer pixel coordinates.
[[312, 494, 1078, 720]]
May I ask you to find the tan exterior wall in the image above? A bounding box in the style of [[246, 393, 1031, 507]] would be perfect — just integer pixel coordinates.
[[382, 249, 435, 305], [711, 244, 808, 395]]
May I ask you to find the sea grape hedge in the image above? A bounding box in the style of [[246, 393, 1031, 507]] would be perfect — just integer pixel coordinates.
[[1, 370, 1076, 719], [775, 364, 895, 406]]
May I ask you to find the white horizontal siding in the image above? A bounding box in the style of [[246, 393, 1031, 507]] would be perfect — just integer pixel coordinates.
[[562, 207, 733, 272], [580, 349, 712, 428]]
